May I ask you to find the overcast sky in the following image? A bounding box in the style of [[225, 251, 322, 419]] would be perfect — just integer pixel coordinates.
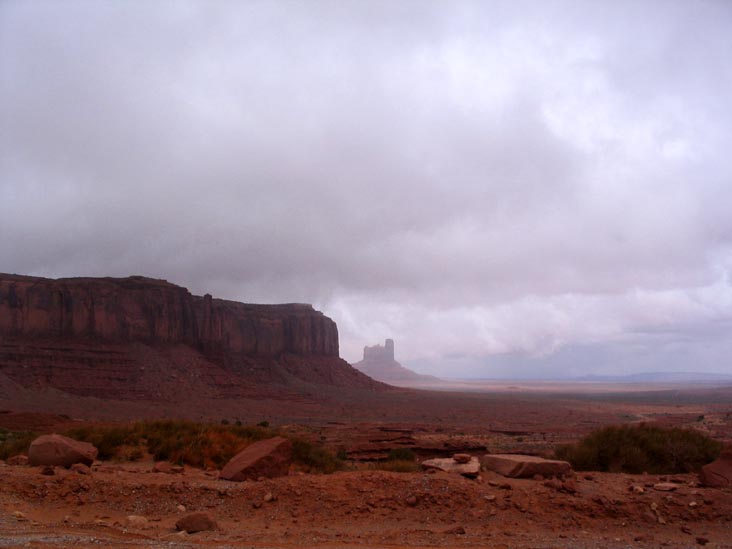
[[2, 0, 731, 378]]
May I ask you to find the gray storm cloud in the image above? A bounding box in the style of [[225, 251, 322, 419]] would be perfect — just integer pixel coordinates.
[[1, 0, 731, 376]]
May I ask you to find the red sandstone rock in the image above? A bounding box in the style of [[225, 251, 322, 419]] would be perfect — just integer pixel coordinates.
[[421, 457, 481, 478], [6, 455, 29, 466], [481, 454, 572, 479], [699, 447, 732, 488], [219, 437, 292, 481], [28, 434, 98, 467], [175, 512, 217, 533]]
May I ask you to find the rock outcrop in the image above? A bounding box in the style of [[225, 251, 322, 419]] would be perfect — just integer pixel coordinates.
[[353, 339, 441, 387], [219, 436, 292, 481], [481, 454, 572, 479], [421, 455, 481, 478], [0, 273, 384, 401], [699, 446, 732, 488]]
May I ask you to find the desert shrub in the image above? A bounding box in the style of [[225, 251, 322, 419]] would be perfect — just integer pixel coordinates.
[[290, 438, 345, 474], [0, 429, 37, 459], [555, 424, 722, 474], [387, 448, 416, 462], [137, 420, 273, 468], [65, 425, 138, 460], [374, 459, 421, 473], [59, 420, 342, 473]]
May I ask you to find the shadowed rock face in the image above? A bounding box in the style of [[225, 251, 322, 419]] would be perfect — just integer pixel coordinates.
[[0, 274, 338, 357]]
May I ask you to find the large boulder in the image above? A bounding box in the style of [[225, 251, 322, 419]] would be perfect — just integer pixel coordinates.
[[699, 447, 732, 488], [220, 436, 292, 481], [28, 434, 98, 467], [421, 456, 481, 478], [481, 454, 572, 479]]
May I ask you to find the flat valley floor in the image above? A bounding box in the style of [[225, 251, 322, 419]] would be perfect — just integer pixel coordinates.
[[1, 382, 731, 548]]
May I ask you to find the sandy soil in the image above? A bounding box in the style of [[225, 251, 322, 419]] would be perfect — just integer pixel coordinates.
[[2, 446, 732, 548]]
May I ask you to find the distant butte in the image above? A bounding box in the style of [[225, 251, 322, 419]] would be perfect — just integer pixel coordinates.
[[352, 339, 441, 387]]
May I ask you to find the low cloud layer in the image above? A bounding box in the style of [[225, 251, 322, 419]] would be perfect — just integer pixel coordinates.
[[2, 1, 731, 377]]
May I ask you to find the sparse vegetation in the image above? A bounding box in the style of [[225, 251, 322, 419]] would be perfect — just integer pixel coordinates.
[[291, 438, 345, 474], [387, 447, 416, 462], [1, 421, 343, 473], [0, 429, 37, 460], [374, 459, 421, 473], [369, 447, 420, 473], [555, 424, 722, 474]]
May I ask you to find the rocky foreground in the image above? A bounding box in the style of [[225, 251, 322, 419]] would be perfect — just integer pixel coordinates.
[[2, 457, 731, 548]]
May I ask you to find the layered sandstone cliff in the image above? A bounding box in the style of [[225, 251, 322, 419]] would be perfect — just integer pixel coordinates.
[[0, 274, 383, 401], [0, 274, 338, 357]]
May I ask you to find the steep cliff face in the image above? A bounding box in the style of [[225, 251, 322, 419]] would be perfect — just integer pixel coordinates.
[[0, 274, 382, 401], [0, 274, 338, 357]]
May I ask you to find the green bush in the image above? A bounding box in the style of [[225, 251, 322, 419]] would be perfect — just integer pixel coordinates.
[[555, 424, 722, 474]]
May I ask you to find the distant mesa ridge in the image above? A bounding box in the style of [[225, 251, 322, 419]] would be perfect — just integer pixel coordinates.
[[353, 338, 441, 387], [0, 273, 383, 400], [0, 273, 337, 357]]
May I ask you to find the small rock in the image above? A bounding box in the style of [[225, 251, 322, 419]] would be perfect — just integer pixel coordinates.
[[12, 511, 27, 521], [252, 501, 262, 509], [631, 485, 645, 494], [696, 537, 709, 546], [444, 525, 466, 535], [177, 504, 186, 512], [681, 526, 693, 535], [7, 455, 29, 466], [263, 492, 274, 502], [405, 495, 418, 507], [70, 463, 90, 475], [125, 515, 148, 528], [40, 465, 55, 476], [499, 483, 512, 490], [453, 453, 471, 464], [175, 512, 217, 534], [421, 456, 480, 478], [484, 495, 496, 502], [654, 482, 678, 492], [584, 474, 595, 481], [561, 479, 578, 494], [689, 501, 698, 508]]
